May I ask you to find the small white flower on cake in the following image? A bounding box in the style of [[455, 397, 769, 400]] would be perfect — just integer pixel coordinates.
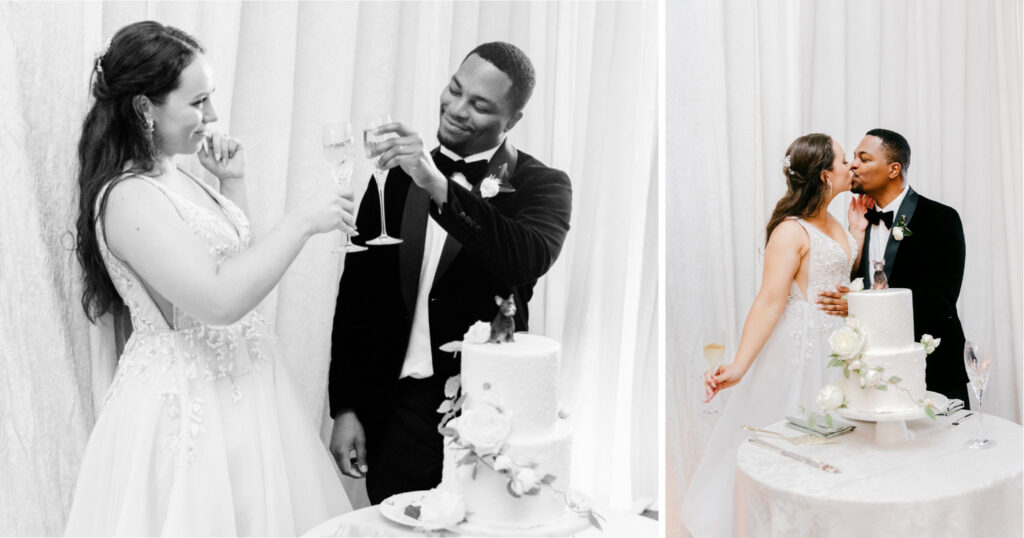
[[862, 369, 882, 388], [463, 321, 491, 344], [816, 384, 844, 411], [829, 326, 866, 359], [456, 404, 511, 456], [848, 278, 865, 292], [920, 334, 941, 355], [493, 453, 514, 473], [416, 487, 466, 529], [848, 359, 863, 372], [510, 467, 540, 496], [479, 176, 501, 198]]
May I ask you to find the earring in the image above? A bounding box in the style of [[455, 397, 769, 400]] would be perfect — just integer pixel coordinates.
[[145, 117, 154, 134], [827, 180, 833, 196]]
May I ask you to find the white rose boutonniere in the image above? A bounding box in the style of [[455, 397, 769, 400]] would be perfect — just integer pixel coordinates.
[[848, 278, 864, 292], [816, 384, 845, 412], [892, 214, 913, 241], [457, 404, 511, 456], [920, 334, 941, 355], [479, 175, 500, 198], [828, 326, 866, 359]]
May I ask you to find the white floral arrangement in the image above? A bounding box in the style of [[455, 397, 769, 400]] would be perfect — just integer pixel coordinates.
[[435, 375, 604, 530], [808, 315, 941, 427]]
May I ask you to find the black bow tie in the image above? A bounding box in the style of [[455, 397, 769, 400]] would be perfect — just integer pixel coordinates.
[[434, 152, 490, 186], [865, 207, 894, 228]]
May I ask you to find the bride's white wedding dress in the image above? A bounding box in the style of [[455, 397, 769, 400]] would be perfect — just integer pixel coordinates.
[[682, 218, 856, 538], [65, 176, 351, 536]]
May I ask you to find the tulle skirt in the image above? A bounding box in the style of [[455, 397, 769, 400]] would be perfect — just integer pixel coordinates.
[[65, 318, 351, 536], [681, 299, 842, 538]]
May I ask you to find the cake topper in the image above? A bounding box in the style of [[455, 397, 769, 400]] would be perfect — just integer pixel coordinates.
[[871, 260, 888, 290], [489, 295, 516, 343]]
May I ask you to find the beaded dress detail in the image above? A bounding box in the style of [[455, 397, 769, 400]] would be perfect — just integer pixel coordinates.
[[65, 175, 350, 536], [682, 218, 857, 538]]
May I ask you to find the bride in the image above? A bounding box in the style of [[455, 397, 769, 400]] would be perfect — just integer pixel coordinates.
[[65, 21, 352, 535], [681, 133, 860, 537]]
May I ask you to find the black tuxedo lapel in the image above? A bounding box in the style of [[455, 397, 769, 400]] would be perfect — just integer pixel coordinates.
[[431, 139, 520, 287], [883, 187, 919, 279], [399, 173, 432, 319]]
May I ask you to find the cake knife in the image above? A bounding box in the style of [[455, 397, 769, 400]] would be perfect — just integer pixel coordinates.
[[748, 437, 841, 473]]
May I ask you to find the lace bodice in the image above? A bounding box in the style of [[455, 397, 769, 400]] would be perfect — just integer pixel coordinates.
[[95, 173, 252, 333], [789, 218, 858, 302]]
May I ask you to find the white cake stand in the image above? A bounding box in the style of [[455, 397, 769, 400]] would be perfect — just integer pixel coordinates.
[[836, 391, 949, 444]]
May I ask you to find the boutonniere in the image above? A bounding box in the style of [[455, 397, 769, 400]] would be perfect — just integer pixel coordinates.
[[478, 163, 516, 199], [892, 214, 913, 241]]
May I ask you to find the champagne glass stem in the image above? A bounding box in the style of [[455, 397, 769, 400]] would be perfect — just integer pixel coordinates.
[[375, 171, 389, 237], [977, 394, 985, 440]]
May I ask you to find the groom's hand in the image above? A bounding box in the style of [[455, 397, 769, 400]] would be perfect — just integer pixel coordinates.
[[816, 285, 849, 317], [371, 122, 449, 204], [330, 410, 368, 479]]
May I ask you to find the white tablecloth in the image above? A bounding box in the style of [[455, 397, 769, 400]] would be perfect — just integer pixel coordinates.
[[735, 413, 1023, 537], [303, 505, 657, 537]]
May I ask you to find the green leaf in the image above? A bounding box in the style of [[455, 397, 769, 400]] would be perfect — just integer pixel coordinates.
[[439, 426, 459, 438], [808, 415, 817, 429], [925, 405, 936, 420], [798, 404, 806, 415], [588, 511, 604, 531], [828, 358, 845, 368], [506, 481, 521, 498], [540, 474, 557, 485], [843, 366, 850, 379], [875, 384, 888, 391], [457, 452, 478, 467], [437, 400, 454, 413], [888, 376, 902, 384], [825, 413, 833, 428], [404, 505, 422, 520]]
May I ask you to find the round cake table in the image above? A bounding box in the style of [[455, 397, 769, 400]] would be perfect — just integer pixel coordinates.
[[734, 413, 1023, 537], [303, 505, 657, 537]]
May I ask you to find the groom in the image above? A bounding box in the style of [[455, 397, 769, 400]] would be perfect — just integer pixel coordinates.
[[328, 42, 572, 504], [819, 129, 969, 404]]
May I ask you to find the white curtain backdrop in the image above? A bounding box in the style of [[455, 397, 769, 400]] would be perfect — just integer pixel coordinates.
[[0, 1, 658, 535], [666, 0, 1022, 535]]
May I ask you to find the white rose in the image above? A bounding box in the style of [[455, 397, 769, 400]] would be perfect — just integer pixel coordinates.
[[849, 359, 863, 373], [418, 488, 466, 529], [493, 454, 514, 473], [920, 334, 941, 355], [892, 227, 904, 241], [457, 404, 511, 456], [463, 321, 491, 344], [863, 369, 882, 387], [816, 384, 844, 411], [510, 467, 540, 496], [848, 278, 865, 292], [479, 176, 500, 198], [828, 326, 866, 359], [845, 317, 861, 330]]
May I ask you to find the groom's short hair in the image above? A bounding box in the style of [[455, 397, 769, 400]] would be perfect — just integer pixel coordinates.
[[467, 42, 535, 113], [867, 128, 911, 176]]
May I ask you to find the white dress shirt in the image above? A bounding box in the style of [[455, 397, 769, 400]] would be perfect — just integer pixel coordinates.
[[399, 142, 502, 379], [868, 184, 911, 266]]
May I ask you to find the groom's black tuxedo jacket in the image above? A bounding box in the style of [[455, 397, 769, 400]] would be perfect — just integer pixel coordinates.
[[329, 140, 572, 428], [854, 187, 969, 402]]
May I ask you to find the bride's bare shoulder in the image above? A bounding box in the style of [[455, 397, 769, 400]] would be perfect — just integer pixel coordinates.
[[766, 219, 809, 253]]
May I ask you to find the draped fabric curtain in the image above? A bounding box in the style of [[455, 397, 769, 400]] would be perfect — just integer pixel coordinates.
[[666, 0, 1022, 535], [0, 1, 659, 535]]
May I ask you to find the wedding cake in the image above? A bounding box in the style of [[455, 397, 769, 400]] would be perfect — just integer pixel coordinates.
[[439, 331, 574, 529], [839, 288, 928, 413]]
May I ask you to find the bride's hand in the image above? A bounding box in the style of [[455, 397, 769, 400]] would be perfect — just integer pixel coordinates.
[[705, 363, 745, 402], [847, 195, 874, 233], [198, 132, 245, 181]]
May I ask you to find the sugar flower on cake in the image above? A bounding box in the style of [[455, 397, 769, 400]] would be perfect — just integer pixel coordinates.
[[464, 321, 492, 344], [828, 325, 866, 359], [456, 403, 511, 456], [860, 368, 882, 389], [848, 277, 865, 292], [492, 453, 514, 473], [509, 467, 541, 496], [816, 384, 844, 412], [405, 487, 466, 530], [920, 334, 941, 355]]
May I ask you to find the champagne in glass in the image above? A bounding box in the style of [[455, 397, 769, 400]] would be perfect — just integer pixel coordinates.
[[363, 114, 402, 246], [322, 122, 365, 253], [963, 341, 995, 449], [701, 343, 725, 415]]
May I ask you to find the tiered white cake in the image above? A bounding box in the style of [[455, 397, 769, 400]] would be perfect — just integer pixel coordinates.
[[440, 334, 572, 529], [842, 289, 927, 412]]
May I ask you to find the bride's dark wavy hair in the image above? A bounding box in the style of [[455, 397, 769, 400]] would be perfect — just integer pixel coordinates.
[[765, 133, 835, 243], [76, 21, 203, 322]]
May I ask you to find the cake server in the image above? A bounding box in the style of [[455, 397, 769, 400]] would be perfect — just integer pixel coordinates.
[[748, 437, 841, 473]]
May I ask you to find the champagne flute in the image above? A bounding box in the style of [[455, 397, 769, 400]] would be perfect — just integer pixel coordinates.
[[701, 342, 725, 415], [363, 114, 402, 246], [322, 122, 366, 253], [963, 341, 995, 449]]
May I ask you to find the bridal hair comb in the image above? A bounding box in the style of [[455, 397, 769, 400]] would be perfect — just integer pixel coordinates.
[[93, 36, 113, 76], [782, 155, 792, 176]]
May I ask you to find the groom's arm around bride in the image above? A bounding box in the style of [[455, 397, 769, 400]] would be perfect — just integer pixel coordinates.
[[327, 42, 572, 504]]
